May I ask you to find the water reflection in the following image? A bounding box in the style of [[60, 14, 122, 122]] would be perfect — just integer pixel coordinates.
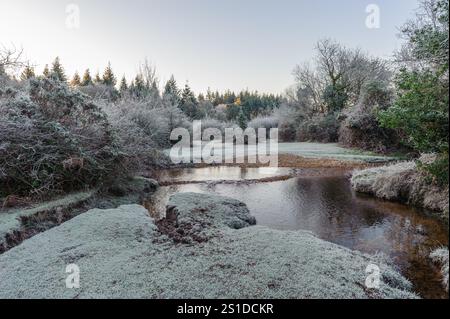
[[150, 167, 449, 298], [154, 166, 294, 182]]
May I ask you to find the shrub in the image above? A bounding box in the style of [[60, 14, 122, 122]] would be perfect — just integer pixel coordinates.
[[339, 82, 398, 153], [297, 113, 341, 143], [247, 116, 279, 131], [272, 104, 307, 142], [0, 78, 128, 198], [101, 98, 188, 168], [78, 84, 119, 101], [418, 153, 449, 187]]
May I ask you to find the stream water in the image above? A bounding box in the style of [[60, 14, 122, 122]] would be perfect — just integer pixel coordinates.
[[150, 166, 449, 299]]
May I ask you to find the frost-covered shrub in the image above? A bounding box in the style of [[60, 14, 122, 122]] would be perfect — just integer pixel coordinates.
[[0, 73, 17, 90], [78, 84, 119, 101], [339, 105, 398, 153], [0, 78, 128, 198], [273, 104, 307, 142], [198, 118, 239, 142], [297, 113, 341, 143], [101, 98, 188, 168], [200, 118, 227, 133], [247, 116, 279, 130], [430, 248, 449, 292], [351, 156, 449, 215], [339, 82, 397, 152]]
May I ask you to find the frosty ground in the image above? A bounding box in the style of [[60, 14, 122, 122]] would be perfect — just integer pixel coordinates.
[[0, 192, 418, 299]]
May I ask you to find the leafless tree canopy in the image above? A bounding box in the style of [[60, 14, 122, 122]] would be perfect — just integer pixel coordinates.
[[0, 44, 26, 74], [292, 39, 391, 113]]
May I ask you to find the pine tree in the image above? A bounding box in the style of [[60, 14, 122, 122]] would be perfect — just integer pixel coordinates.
[[150, 80, 160, 99], [20, 65, 35, 81], [94, 72, 102, 84], [133, 74, 146, 98], [102, 62, 116, 86], [129, 79, 135, 95], [163, 75, 181, 106], [206, 87, 214, 101], [51, 57, 66, 82], [180, 83, 199, 118], [70, 72, 81, 86], [43, 64, 50, 77], [181, 83, 197, 105], [237, 108, 248, 129], [119, 76, 128, 95], [81, 69, 92, 86]]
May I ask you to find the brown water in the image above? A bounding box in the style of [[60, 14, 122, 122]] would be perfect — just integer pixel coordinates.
[[150, 167, 449, 299]]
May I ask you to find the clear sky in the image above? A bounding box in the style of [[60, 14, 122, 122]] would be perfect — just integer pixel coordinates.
[[1, 0, 420, 94]]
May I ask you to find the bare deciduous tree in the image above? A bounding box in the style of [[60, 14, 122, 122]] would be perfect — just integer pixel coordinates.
[[0, 44, 25, 74], [292, 39, 391, 113]]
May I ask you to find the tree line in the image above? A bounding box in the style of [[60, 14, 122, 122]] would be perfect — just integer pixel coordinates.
[[18, 57, 283, 123]]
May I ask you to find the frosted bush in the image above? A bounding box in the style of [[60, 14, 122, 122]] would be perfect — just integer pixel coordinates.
[[273, 104, 306, 141], [0, 78, 128, 198], [78, 84, 119, 101], [100, 97, 188, 168], [247, 116, 279, 130], [297, 113, 341, 143]]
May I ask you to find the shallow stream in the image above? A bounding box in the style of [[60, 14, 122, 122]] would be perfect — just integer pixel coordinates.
[[150, 166, 448, 299]]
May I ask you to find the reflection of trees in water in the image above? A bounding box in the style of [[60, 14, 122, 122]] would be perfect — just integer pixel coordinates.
[[151, 167, 448, 298], [292, 176, 385, 247]]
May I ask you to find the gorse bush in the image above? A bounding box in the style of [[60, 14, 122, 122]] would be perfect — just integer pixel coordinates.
[[0, 77, 129, 198]]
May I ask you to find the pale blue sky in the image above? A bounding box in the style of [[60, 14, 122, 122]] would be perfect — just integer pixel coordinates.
[[1, 0, 419, 93]]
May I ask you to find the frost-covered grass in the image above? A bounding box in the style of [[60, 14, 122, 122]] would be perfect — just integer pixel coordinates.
[[0, 191, 94, 240], [430, 248, 449, 292], [0, 191, 95, 252], [0, 193, 418, 299], [166, 142, 396, 165], [278, 142, 395, 162], [0, 176, 159, 253], [351, 158, 449, 216]]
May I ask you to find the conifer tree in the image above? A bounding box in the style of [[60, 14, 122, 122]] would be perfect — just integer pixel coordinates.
[[51, 57, 66, 82], [94, 72, 102, 84], [180, 83, 199, 118], [150, 80, 160, 99], [20, 65, 35, 81], [102, 62, 116, 86], [133, 74, 146, 98], [70, 72, 81, 86], [119, 76, 128, 95], [163, 75, 181, 106], [43, 64, 50, 77], [206, 87, 214, 101], [181, 83, 197, 106], [237, 108, 248, 129], [81, 69, 92, 86]]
